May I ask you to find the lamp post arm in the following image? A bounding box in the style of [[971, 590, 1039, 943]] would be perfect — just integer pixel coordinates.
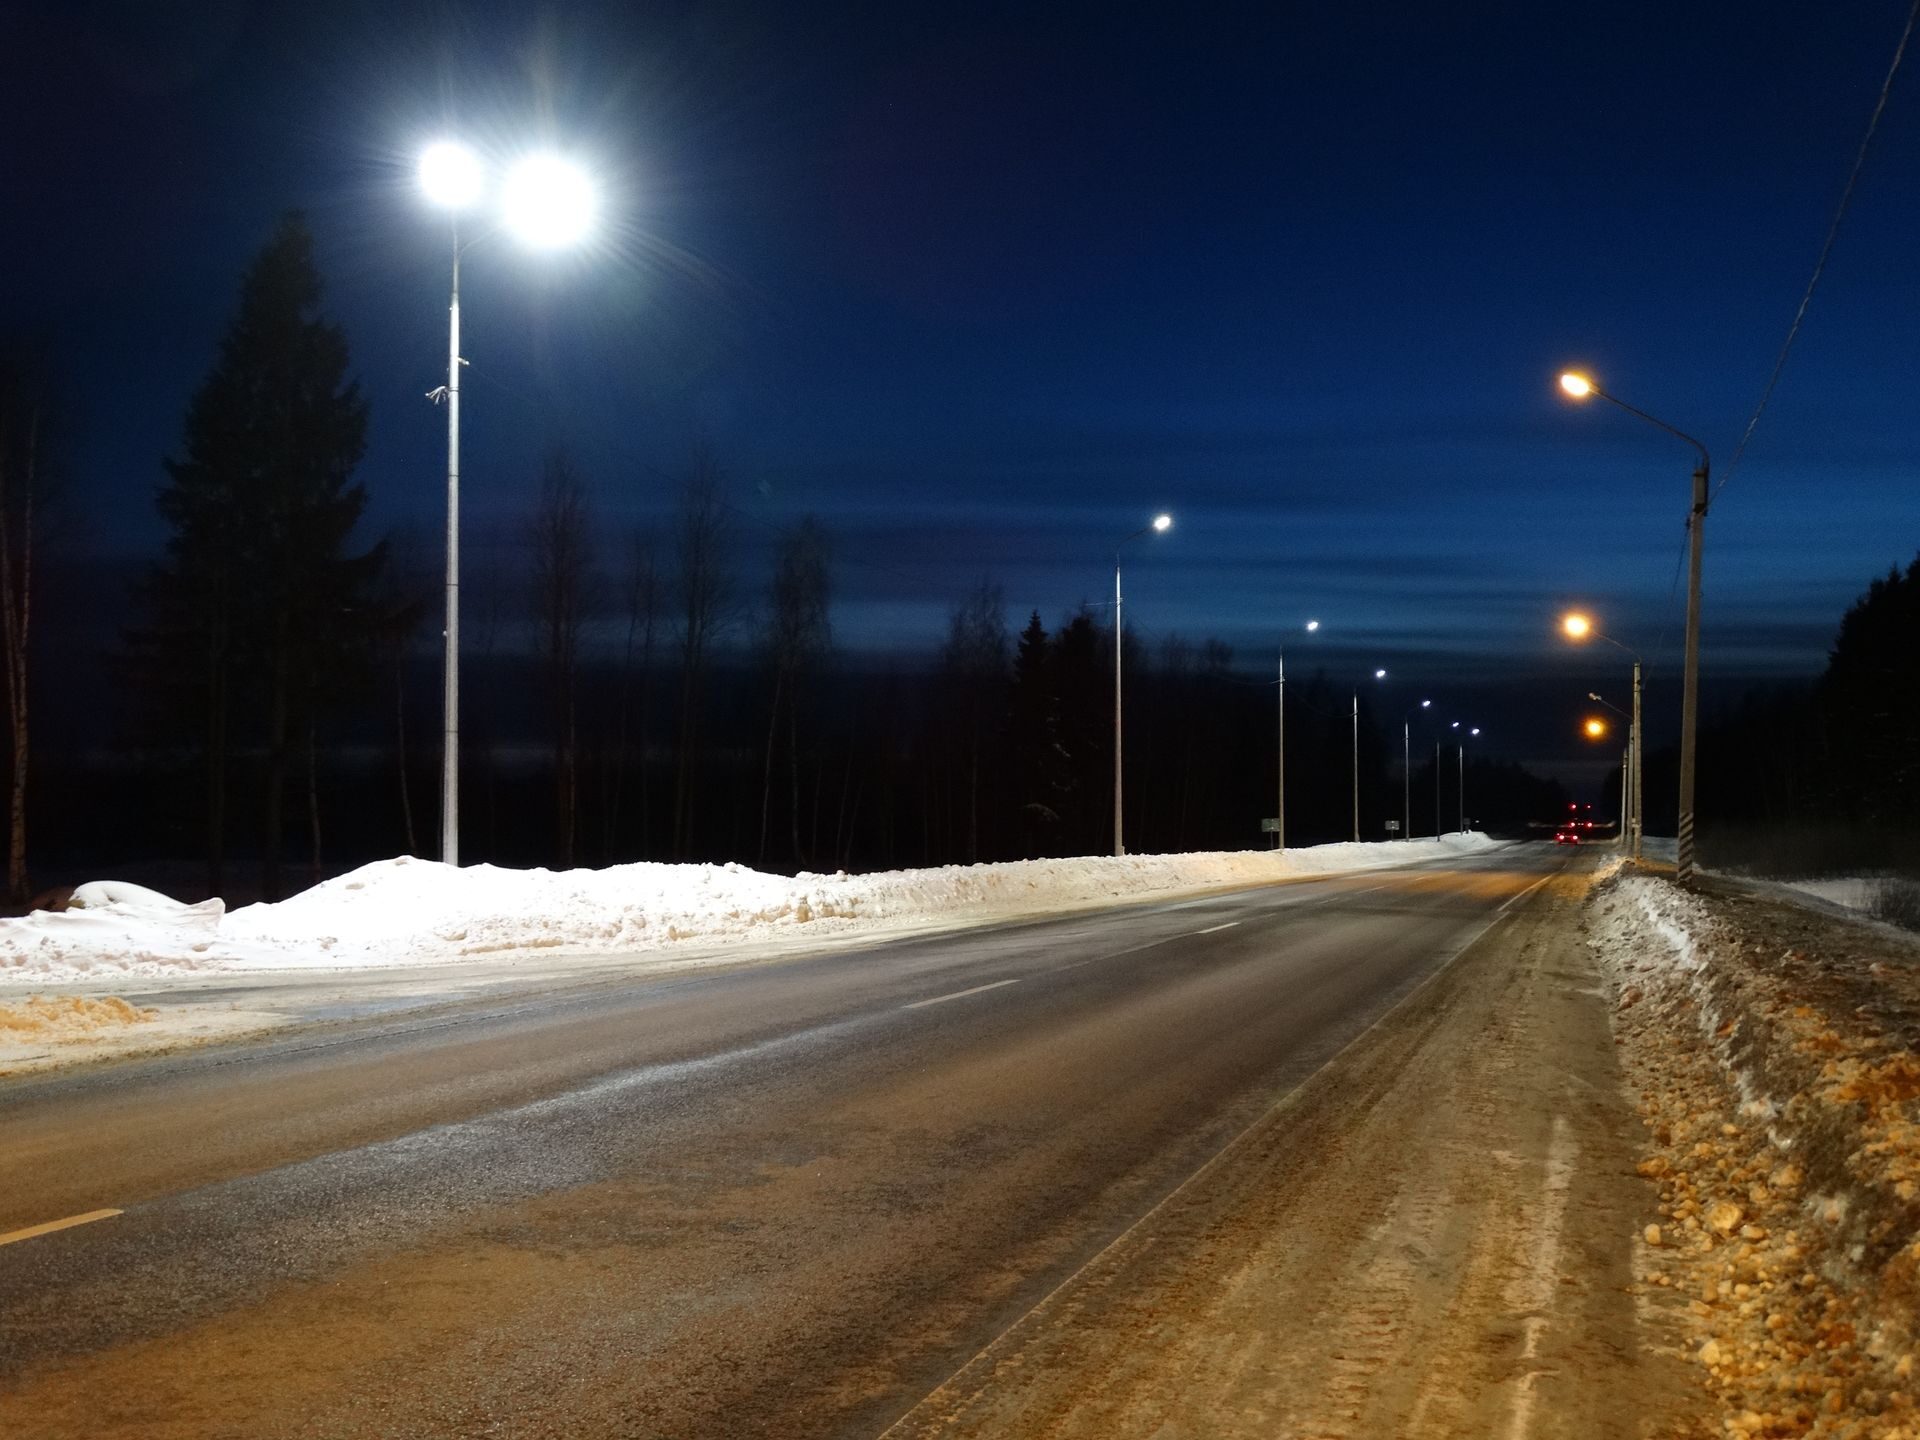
[[1592, 387, 1711, 474], [1587, 691, 1630, 722]]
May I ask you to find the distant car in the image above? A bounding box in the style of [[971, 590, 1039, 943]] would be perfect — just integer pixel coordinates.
[[1554, 829, 1582, 845]]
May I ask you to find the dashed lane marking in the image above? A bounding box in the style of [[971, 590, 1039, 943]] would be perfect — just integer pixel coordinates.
[[1194, 922, 1241, 935], [0, 1209, 123, 1248], [902, 978, 1024, 1010]]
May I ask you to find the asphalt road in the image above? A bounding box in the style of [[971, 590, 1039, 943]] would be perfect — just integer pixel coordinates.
[[0, 843, 1565, 1439]]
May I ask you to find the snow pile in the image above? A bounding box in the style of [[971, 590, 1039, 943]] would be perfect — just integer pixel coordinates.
[[0, 994, 157, 1041], [0, 833, 1502, 983], [1589, 872, 1920, 1437]]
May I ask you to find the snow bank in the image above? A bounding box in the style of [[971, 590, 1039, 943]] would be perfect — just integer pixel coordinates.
[[0, 833, 1502, 983], [1588, 872, 1920, 1433]]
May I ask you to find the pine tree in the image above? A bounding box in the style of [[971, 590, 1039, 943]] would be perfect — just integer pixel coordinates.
[[140, 213, 381, 898]]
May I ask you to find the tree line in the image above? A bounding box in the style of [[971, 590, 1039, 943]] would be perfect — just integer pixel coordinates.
[[6, 213, 1570, 904]]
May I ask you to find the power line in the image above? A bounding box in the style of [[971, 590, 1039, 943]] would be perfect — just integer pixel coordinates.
[[1716, 0, 1920, 503]]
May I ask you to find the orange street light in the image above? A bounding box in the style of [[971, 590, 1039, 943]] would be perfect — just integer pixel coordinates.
[[1584, 717, 1608, 739]]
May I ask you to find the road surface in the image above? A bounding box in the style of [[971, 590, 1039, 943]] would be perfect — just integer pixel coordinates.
[[1, 844, 1691, 1437]]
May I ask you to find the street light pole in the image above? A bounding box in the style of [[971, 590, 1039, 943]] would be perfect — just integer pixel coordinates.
[[1276, 648, 1286, 850], [1113, 555, 1123, 857], [422, 141, 596, 868], [1401, 699, 1430, 840], [1113, 514, 1171, 857], [441, 238, 462, 866], [1680, 461, 1707, 881], [1632, 660, 1643, 859], [1351, 691, 1359, 843], [1558, 372, 1710, 883]]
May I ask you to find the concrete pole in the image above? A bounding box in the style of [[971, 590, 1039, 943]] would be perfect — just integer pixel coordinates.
[[1631, 660, 1644, 861], [1678, 462, 1707, 882]]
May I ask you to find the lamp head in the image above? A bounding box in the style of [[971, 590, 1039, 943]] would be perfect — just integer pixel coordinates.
[[1151, 513, 1172, 532], [1373, 668, 1387, 680], [420, 141, 483, 210], [502, 153, 596, 248], [1471, 727, 1481, 736], [1584, 717, 1608, 739], [1420, 699, 1431, 708], [1559, 371, 1595, 400], [1304, 619, 1320, 633], [1562, 612, 1593, 640]]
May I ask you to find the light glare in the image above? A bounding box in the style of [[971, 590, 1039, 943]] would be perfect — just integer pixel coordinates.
[[502, 154, 596, 249], [1559, 371, 1594, 399], [1562, 612, 1592, 639], [1305, 619, 1320, 632], [1373, 668, 1387, 680], [1151, 513, 1172, 532], [420, 142, 483, 209], [1584, 717, 1608, 738]]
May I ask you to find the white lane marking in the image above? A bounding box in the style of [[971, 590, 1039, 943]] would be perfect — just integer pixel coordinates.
[[1194, 922, 1240, 935], [0, 1208, 123, 1247], [902, 977, 1024, 1010], [1499, 871, 1556, 913], [1502, 1116, 1577, 1440]]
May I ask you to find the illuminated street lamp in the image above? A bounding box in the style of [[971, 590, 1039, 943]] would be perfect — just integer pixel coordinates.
[[1402, 699, 1432, 840], [1583, 717, 1608, 739], [1274, 618, 1322, 851], [1558, 371, 1710, 882], [1448, 721, 1482, 833], [421, 142, 597, 866], [1352, 668, 1386, 842], [1587, 690, 1634, 846], [1560, 610, 1644, 861], [1113, 513, 1172, 856]]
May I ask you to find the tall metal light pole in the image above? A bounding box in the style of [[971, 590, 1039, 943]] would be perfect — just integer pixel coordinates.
[[1402, 699, 1431, 839], [1352, 667, 1386, 842], [1113, 513, 1172, 857], [1562, 611, 1645, 861], [420, 143, 596, 866], [1274, 618, 1320, 851], [1559, 372, 1710, 882], [1275, 648, 1285, 850], [1586, 697, 1633, 846], [1450, 721, 1481, 832]]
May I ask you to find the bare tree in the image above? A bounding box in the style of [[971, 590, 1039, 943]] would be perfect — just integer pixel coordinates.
[[0, 348, 56, 905], [606, 525, 659, 859], [529, 451, 597, 869], [670, 450, 737, 859], [757, 516, 833, 867]]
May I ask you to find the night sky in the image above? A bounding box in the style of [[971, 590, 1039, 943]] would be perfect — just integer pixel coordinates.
[[6, 0, 1920, 792]]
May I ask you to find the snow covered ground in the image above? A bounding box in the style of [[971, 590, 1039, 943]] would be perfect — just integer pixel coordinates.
[[1588, 866, 1920, 1436], [1, 834, 1502, 987]]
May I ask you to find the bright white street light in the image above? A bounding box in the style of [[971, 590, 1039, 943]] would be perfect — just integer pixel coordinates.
[[1304, 619, 1320, 632], [420, 142, 483, 209], [502, 153, 596, 248], [1151, 513, 1172, 532], [1374, 668, 1387, 679]]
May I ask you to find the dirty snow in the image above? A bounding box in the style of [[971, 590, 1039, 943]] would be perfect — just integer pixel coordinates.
[[0, 834, 1503, 985], [1589, 869, 1920, 1438]]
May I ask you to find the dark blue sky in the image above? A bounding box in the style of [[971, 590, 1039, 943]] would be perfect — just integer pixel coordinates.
[[6, 0, 1920, 786]]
